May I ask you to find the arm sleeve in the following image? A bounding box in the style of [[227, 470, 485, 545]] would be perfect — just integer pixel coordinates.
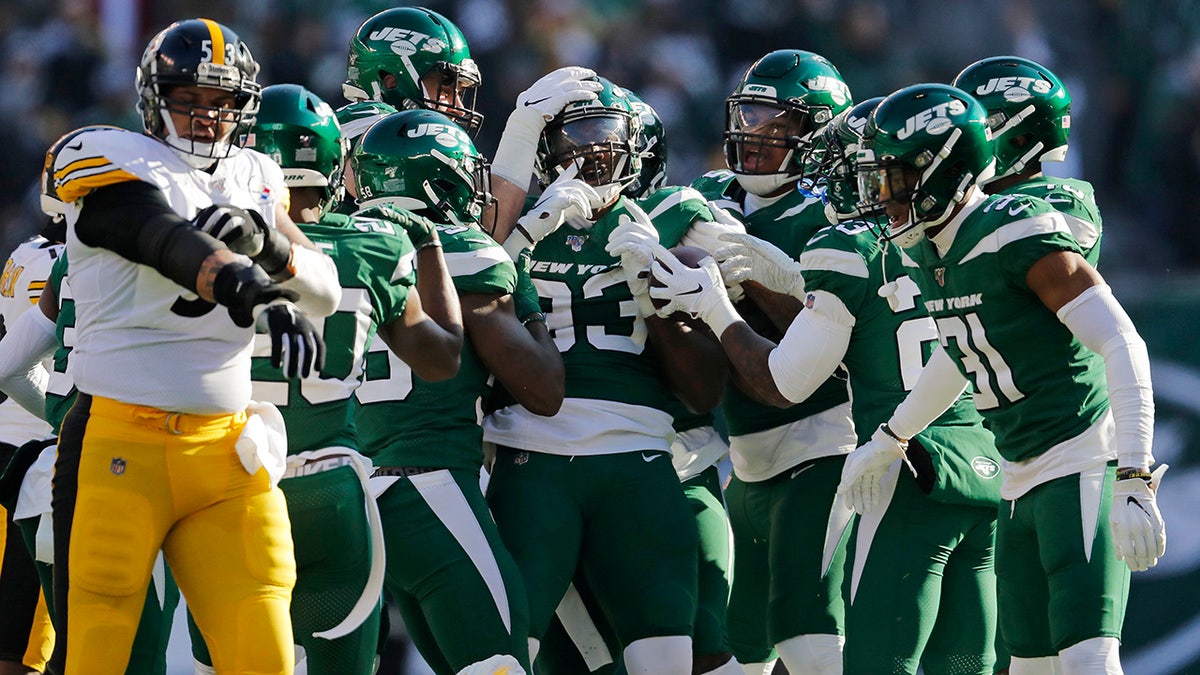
[[0, 307, 58, 419], [277, 245, 341, 318], [73, 181, 224, 294], [767, 289, 854, 404], [888, 345, 971, 440], [1057, 283, 1154, 468]]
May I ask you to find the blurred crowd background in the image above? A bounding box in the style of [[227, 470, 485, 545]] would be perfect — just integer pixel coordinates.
[[3, 0, 1199, 275]]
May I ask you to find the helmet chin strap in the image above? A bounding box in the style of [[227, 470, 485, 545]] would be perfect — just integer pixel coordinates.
[[734, 148, 800, 196]]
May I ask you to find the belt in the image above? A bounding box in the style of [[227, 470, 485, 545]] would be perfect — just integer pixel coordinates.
[[281, 454, 355, 481], [371, 466, 441, 478]]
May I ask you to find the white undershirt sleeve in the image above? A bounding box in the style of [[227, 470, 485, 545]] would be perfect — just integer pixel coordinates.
[[0, 306, 58, 419], [767, 290, 855, 405], [278, 245, 341, 319], [887, 345, 970, 440], [1056, 283, 1154, 469]]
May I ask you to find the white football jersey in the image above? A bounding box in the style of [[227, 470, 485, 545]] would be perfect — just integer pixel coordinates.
[[0, 235, 59, 444], [55, 127, 287, 414]]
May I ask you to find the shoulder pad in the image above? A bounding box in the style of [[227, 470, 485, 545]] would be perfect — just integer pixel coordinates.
[[51, 128, 162, 203]]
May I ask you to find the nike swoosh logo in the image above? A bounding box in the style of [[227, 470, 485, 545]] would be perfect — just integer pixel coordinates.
[[679, 284, 704, 296], [641, 452, 661, 462], [1127, 496, 1150, 515], [67, 142, 82, 150], [524, 96, 552, 107], [790, 464, 813, 480]]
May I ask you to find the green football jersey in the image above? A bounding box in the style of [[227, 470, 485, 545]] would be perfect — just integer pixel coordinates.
[[690, 169, 849, 436], [803, 221, 1001, 505], [900, 193, 1110, 463], [46, 253, 75, 433], [531, 195, 690, 410], [355, 222, 516, 471], [998, 176, 1102, 266], [250, 207, 416, 454]]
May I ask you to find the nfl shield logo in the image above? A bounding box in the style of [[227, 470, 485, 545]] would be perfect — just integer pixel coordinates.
[[110, 458, 126, 476], [514, 451, 530, 466], [934, 267, 946, 287], [566, 234, 588, 252]]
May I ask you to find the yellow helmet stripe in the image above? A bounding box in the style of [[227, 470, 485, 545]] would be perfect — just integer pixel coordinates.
[[200, 18, 225, 65]]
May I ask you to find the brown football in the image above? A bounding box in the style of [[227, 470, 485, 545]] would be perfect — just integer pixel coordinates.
[[650, 244, 711, 312]]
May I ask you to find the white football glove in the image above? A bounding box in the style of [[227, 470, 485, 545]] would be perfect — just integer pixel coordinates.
[[1110, 464, 1168, 572], [837, 425, 917, 515], [504, 164, 602, 259], [648, 244, 741, 336], [491, 67, 604, 186], [715, 232, 806, 298], [680, 204, 747, 256], [605, 202, 660, 315]]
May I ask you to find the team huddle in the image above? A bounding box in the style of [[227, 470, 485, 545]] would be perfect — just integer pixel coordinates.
[[0, 6, 1166, 675]]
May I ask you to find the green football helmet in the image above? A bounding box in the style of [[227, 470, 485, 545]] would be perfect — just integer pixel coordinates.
[[251, 84, 346, 213], [724, 49, 852, 195], [351, 109, 492, 227], [622, 89, 667, 199], [535, 76, 642, 194], [818, 96, 884, 222], [952, 55, 1070, 182], [335, 100, 399, 150], [857, 83, 994, 247], [343, 7, 483, 136]]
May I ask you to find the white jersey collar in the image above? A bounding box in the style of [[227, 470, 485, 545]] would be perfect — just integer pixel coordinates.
[[930, 187, 987, 257]]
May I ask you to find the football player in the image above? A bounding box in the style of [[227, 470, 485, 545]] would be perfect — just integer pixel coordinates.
[[846, 83, 1159, 674], [953, 56, 1101, 266], [0, 219, 59, 675], [688, 49, 855, 674], [482, 75, 730, 675], [183, 84, 464, 675], [654, 97, 1005, 673], [531, 90, 745, 675], [348, 108, 563, 675], [338, 5, 601, 234], [46, 18, 340, 674]]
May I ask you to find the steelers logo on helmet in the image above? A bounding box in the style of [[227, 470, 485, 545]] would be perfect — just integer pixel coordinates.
[[536, 76, 643, 196]]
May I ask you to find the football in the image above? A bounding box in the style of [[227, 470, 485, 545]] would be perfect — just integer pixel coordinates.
[[650, 244, 711, 313]]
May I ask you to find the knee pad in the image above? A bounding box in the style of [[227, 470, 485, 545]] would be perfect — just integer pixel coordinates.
[[698, 655, 746, 675], [455, 653, 525, 675], [623, 635, 692, 675], [1059, 637, 1121, 675], [775, 633, 844, 675], [742, 662, 777, 675], [1010, 655, 1064, 675]]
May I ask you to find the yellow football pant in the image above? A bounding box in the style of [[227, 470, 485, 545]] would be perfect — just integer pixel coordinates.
[[0, 507, 53, 671], [60, 395, 296, 675]]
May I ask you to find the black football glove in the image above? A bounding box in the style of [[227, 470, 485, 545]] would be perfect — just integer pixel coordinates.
[[194, 204, 292, 277], [259, 302, 325, 379], [211, 262, 298, 328]]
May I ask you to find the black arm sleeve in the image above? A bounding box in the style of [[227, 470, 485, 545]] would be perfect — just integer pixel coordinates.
[[73, 181, 225, 294]]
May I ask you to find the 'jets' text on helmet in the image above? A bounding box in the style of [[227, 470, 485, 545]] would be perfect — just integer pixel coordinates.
[[818, 96, 884, 223], [251, 84, 347, 214], [343, 7, 483, 136], [952, 55, 1071, 182], [725, 49, 852, 196], [136, 18, 261, 169], [622, 88, 668, 200], [536, 76, 642, 194], [351, 109, 493, 228], [857, 83, 994, 247]]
